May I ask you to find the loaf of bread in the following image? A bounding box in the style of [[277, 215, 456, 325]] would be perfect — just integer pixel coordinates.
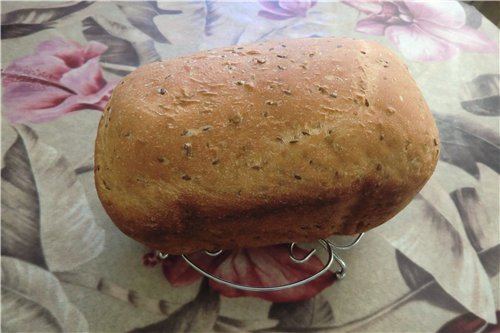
[[95, 37, 439, 254]]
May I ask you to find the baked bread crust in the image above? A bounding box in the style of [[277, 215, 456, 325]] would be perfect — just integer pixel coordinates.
[[95, 37, 439, 254]]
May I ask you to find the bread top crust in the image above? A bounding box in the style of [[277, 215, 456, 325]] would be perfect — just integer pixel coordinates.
[[95, 37, 439, 252]]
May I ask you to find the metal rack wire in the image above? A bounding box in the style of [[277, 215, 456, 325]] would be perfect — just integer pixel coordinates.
[[157, 233, 364, 292]]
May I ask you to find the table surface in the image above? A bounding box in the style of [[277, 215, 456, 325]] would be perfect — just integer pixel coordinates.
[[1, 1, 499, 332]]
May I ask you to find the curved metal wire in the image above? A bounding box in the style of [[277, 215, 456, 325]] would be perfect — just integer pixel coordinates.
[[289, 243, 317, 263], [328, 232, 365, 250], [157, 233, 364, 292], [157, 252, 169, 260], [181, 239, 340, 292], [205, 250, 223, 257]]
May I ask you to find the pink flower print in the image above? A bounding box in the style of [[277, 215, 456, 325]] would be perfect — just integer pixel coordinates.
[[2, 38, 116, 123], [343, 1, 498, 61], [258, 0, 318, 20], [143, 252, 160, 267]]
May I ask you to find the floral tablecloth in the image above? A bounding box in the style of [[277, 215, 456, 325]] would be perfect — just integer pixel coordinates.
[[1, 1, 499, 332]]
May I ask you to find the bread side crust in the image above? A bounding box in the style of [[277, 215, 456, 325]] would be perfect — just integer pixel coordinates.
[[95, 37, 439, 254]]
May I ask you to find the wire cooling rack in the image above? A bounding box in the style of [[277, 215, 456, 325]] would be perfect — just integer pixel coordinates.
[[156, 233, 364, 291]]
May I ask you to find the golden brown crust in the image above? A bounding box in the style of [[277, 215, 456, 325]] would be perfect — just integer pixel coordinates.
[[94, 37, 440, 254]]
